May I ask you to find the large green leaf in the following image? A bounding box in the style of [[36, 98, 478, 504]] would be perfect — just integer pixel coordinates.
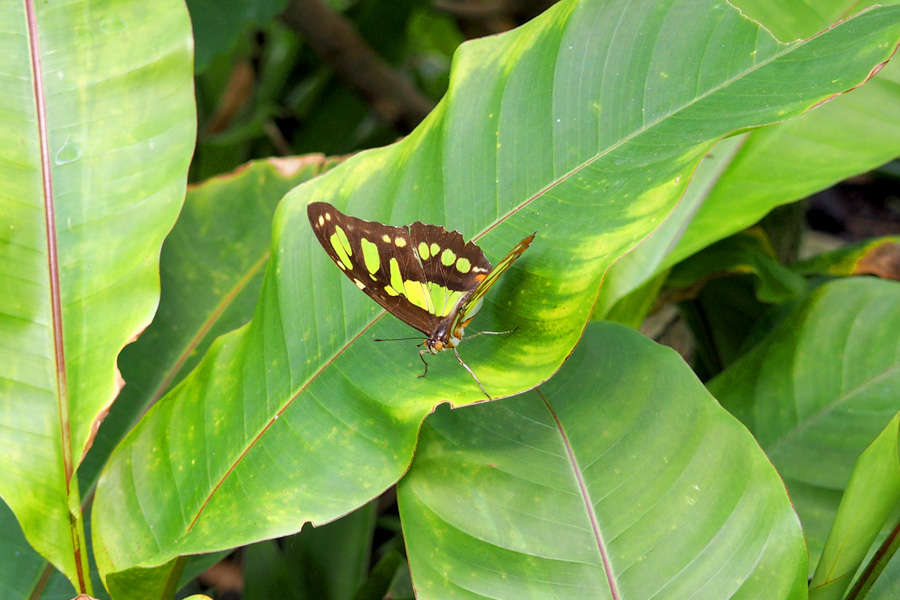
[[398, 322, 806, 598], [92, 0, 900, 592], [0, 0, 195, 592], [708, 278, 900, 565], [596, 0, 900, 318], [670, 57, 900, 266]]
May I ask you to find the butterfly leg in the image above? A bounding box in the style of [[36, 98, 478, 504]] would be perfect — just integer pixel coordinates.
[[453, 347, 491, 400], [418, 349, 430, 379], [462, 326, 518, 341]]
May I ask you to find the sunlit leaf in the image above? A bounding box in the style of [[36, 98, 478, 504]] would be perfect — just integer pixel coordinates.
[[0, 0, 194, 590]]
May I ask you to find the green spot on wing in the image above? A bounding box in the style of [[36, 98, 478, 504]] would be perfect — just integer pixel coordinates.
[[440, 248, 457, 266], [330, 230, 353, 270], [389, 258, 404, 292], [428, 283, 450, 317], [404, 279, 432, 312], [430, 285, 464, 317], [361, 238, 380, 274], [335, 226, 352, 255]]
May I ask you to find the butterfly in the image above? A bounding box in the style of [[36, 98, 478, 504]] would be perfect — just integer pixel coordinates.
[[307, 202, 534, 399]]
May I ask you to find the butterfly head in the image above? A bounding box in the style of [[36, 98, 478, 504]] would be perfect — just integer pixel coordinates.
[[425, 321, 465, 354]]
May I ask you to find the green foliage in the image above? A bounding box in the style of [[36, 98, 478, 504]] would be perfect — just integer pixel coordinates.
[[709, 278, 900, 566], [1, 0, 900, 598], [400, 323, 807, 598]]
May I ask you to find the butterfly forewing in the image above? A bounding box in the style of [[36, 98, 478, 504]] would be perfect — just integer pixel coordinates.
[[308, 202, 438, 336]]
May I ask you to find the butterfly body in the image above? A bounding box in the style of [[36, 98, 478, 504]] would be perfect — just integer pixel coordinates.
[[308, 201, 533, 397]]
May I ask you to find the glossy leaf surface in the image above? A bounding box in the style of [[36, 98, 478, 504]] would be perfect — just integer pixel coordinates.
[[80, 156, 333, 489], [0, 0, 195, 590], [399, 323, 807, 599]]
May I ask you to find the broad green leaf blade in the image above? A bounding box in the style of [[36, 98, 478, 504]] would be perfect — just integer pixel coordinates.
[[593, 134, 746, 319], [734, 0, 886, 41], [810, 412, 900, 600], [708, 278, 900, 565], [0, 0, 195, 590], [398, 323, 806, 599], [79, 156, 333, 490], [290, 1, 900, 401], [597, 0, 900, 319], [93, 0, 900, 590]]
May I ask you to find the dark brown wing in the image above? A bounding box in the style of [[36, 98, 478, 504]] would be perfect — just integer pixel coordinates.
[[308, 202, 439, 336], [408, 222, 493, 301]]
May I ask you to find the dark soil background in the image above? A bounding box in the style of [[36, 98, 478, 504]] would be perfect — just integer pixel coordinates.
[[807, 162, 900, 241]]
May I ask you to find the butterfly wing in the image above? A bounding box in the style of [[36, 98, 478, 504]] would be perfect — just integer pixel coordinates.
[[308, 202, 438, 336], [451, 232, 535, 330], [408, 222, 493, 319]]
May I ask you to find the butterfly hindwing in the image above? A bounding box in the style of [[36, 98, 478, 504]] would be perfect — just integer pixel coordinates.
[[308, 202, 439, 336], [451, 233, 535, 329], [408, 222, 492, 318]]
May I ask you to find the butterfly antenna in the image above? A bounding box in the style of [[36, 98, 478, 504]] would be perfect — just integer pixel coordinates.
[[453, 347, 491, 400]]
